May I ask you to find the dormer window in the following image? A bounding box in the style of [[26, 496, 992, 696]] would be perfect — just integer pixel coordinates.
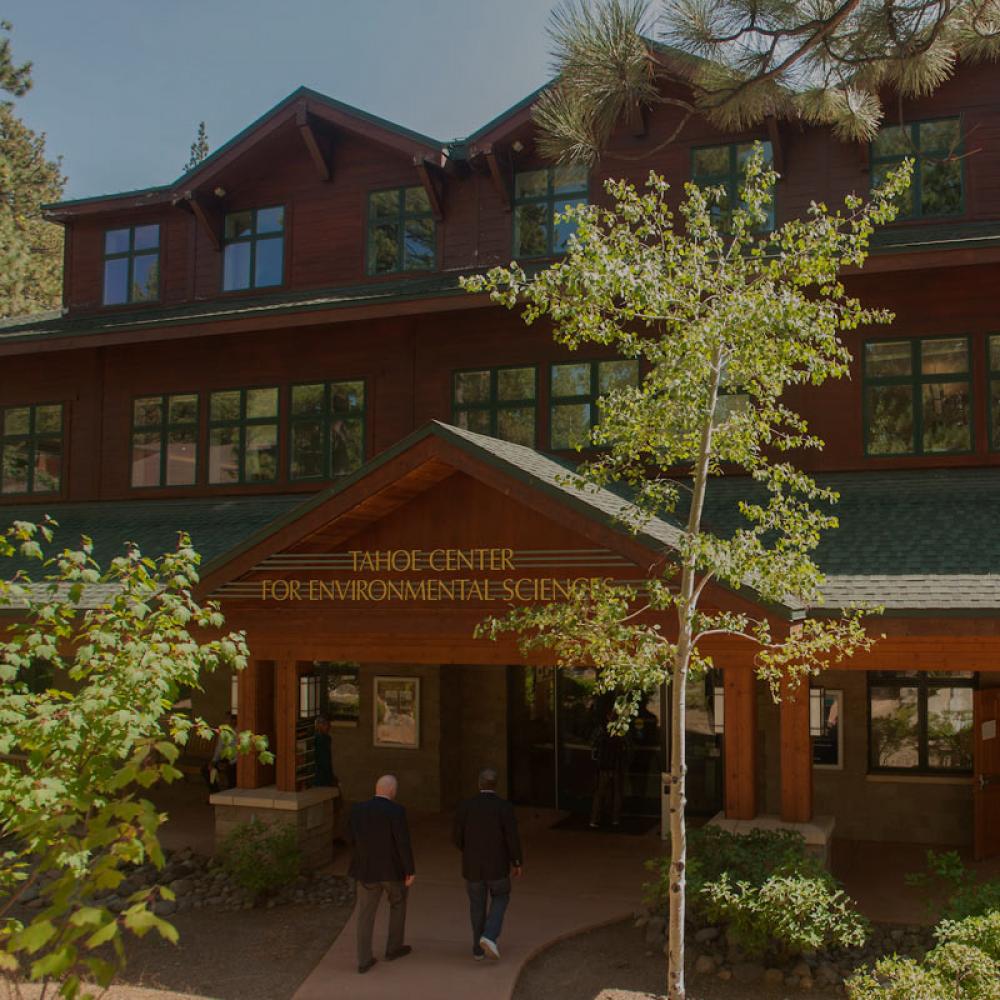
[[513, 166, 588, 259], [223, 206, 285, 291], [367, 186, 436, 275], [692, 141, 775, 232], [103, 224, 160, 305]]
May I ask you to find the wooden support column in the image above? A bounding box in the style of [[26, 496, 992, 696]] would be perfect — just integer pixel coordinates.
[[236, 659, 274, 789], [723, 666, 758, 820], [274, 659, 299, 792], [779, 676, 813, 823]]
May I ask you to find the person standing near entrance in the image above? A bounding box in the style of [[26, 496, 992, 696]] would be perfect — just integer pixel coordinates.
[[347, 774, 415, 974], [589, 708, 628, 828], [452, 767, 523, 961]]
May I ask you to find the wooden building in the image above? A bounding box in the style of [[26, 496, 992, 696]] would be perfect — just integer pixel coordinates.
[[2, 54, 1000, 866]]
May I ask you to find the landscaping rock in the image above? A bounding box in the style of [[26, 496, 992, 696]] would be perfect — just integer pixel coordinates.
[[732, 961, 764, 985], [694, 954, 715, 975], [694, 926, 720, 944], [763, 967, 785, 987]]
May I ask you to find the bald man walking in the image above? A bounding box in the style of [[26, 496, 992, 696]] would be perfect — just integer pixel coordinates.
[[347, 774, 415, 974]]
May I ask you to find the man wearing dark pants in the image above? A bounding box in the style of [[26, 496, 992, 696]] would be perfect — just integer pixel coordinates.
[[452, 767, 523, 961], [347, 774, 415, 974]]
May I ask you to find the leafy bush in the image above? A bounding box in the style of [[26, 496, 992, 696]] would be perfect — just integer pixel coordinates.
[[219, 818, 300, 901], [644, 825, 869, 959], [701, 871, 870, 959], [906, 850, 1000, 921]]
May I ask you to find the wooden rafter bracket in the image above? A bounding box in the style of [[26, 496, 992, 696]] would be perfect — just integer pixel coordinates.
[[172, 190, 223, 252], [296, 104, 334, 182], [626, 98, 647, 138], [414, 156, 445, 221], [480, 144, 511, 212]]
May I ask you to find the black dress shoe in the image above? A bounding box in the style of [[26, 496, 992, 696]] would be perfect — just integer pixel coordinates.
[[385, 945, 412, 961], [358, 957, 377, 974]]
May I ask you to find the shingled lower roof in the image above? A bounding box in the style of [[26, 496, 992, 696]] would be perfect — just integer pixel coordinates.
[[1, 427, 998, 616]]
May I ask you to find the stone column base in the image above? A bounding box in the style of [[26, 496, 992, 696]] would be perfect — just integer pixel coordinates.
[[707, 812, 836, 867], [209, 785, 342, 871]]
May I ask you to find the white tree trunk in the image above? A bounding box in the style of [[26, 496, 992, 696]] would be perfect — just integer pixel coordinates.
[[666, 643, 689, 999]]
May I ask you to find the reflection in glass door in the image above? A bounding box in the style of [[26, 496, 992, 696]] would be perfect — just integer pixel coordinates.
[[679, 672, 724, 816], [507, 665, 666, 817]]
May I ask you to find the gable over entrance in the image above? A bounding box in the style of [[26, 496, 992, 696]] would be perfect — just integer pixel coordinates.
[[199, 421, 774, 664]]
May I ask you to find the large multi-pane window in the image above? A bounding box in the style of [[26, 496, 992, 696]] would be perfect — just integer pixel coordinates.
[[289, 381, 366, 480], [131, 394, 198, 488], [550, 359, 640, 450], [103, 224, 160, 305], [513, 166, 588, 259], [863, 337, 972, 456], [222, 207, 285, 291], [452, 366, 537, 447], [871, 118, 963, 219], [367, 187, 436, 275], [692, 141, 775, 232], [208, 387, 279, 483], [0, 403, 62, 495], [986, 335, 1000, 450], [869, 672, 974, 773]]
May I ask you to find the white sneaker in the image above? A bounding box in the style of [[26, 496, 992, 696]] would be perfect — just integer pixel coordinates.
[[479, 936, 500, 960]]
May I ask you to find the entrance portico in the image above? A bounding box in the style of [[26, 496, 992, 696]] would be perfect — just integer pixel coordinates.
[[191, 421, 1000, 865]]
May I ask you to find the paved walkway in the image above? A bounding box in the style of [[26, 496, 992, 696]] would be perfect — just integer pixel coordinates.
[[292, 809, 662, 1000]]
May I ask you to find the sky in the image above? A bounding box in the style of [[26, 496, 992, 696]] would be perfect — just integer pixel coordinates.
[[4, 0, 558, 200]]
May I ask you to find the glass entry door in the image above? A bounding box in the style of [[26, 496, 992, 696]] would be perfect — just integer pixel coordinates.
[[507, 665, 666, 818]]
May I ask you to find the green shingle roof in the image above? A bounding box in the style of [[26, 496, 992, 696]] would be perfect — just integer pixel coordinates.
[[2, 426, 999, 616]]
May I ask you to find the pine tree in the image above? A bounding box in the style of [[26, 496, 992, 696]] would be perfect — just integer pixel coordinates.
[[183, 120, 209, 173], [0, 22, 64, 320], [536, 0, 1000, 163]]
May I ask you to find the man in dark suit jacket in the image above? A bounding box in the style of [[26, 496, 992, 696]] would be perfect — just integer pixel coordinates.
[[347, 774, 415, 974], [452, 767, 523, 961]]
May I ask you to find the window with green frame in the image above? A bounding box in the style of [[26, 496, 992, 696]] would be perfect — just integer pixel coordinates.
[[131, 393, 199, 488], [289, 380, 366, 480], [103, 224, 160, 305], [513, 165, 588, 259], [863, 337, 972, 456], [871, 118, 963, 219], [986, 335, 1000, 450], [1, 403, 63, 495], [452, 366, 537, 447], [692, 141, 774, 232], [550, 359, 640, 450], [868, 671, 974, 773], [222, 206, 285, 291], [208, 387, 279, 483], [367, 187, 436, 275]]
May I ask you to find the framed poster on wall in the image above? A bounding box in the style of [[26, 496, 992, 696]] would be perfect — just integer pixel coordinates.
[[373, 676, 420, 749]]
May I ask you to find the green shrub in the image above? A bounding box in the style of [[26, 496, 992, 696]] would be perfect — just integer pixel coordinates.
[[644, 825, 868, 959], [906, 850, 1000, 921], [219, 818, 300, 901], [701, 871, 870, 959], [847, 912, 1000, 1000]]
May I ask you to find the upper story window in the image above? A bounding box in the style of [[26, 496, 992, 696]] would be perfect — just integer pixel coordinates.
[[988, 335, 1000, 450], [692, 141, 775, 232], [1, 403, 63, 496], [367, 187, 436, 275], [863, 337, 972, 457], [223, 207, 285, 292], [208, 387, 279, 483], [131, 393, 198, 488], [871, 118, 963, 219], [103, 224, 160, 305], [452, 366, 537, 447], [289, 380, 366, 480], [513, 166, 588, 259], [869, 671, 974, 774], [550, 359, 639, 450]]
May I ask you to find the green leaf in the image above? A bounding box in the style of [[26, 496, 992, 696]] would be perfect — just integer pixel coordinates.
[[30, 944, 74, 979], [14, 918, 56, 955], [69, 906, 105, 928], [84, 919, 119, 950]]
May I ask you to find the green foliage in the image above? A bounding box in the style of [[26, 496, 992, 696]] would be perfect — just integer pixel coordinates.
[[906, 849, 1000, 922], [537, 1, 1000, 163], [0, 23, 64, 319], [701, 869, 870, 960], [646, 827, 869, 959], [847, 912, 1000, 1000], [183, 121, 209, 173], [0, 519, 271, 999], [219, 819, 300, 901]]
